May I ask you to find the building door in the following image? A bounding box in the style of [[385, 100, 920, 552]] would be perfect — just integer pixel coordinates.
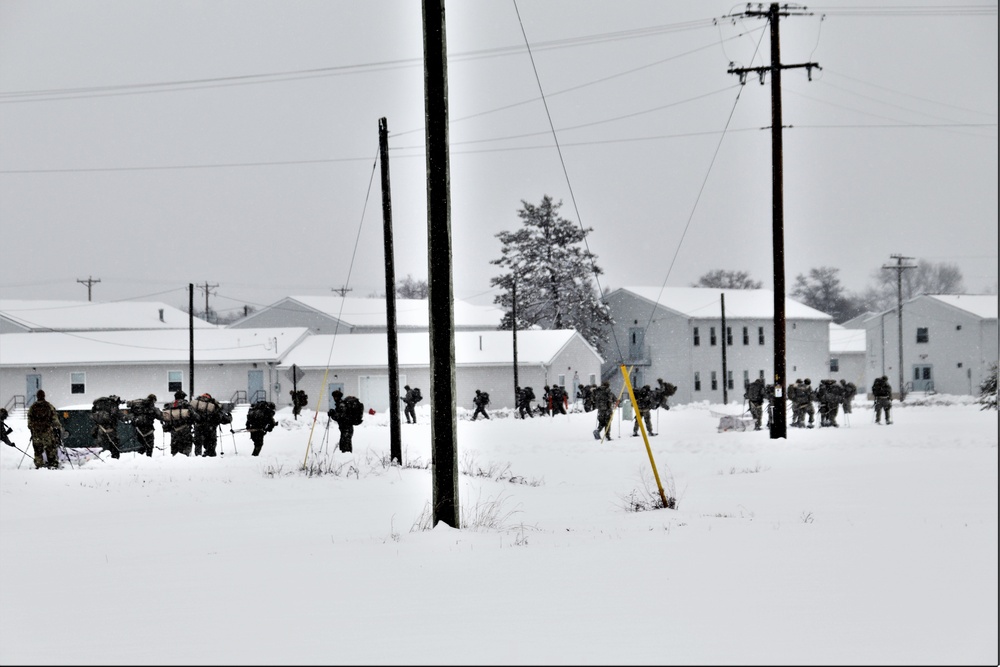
[[248, 370, 265, 403], [359, 375, 389, 413], [912, 365, 933, 392], [26, 374, 41, 405]]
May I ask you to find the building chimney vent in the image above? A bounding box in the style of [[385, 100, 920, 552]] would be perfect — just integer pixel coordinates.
[[158, 308, 165, 322]]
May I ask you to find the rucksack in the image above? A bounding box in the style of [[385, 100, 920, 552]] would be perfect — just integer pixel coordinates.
[[342, 396, 364, 425], [91, 396, 121, 427], [481, 391, 490, 405], [192, 395, 219, 414], [411, 388, 422, 403], [247, 401, 276, 430], [27, 401, 56, 432]]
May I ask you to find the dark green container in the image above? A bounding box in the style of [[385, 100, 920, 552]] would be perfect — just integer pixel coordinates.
[[58, 407, 144, 453]]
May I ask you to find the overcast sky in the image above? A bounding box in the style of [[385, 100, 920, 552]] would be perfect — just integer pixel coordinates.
[[1, 1, 996, 318]]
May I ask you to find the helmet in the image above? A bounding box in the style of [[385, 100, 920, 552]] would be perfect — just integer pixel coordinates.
[[174, 390, 187, 399], [148, 394, 157, 402]]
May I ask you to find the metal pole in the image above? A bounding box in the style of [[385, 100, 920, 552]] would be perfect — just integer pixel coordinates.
[[512, 276, 519, 411], [380, 116, 403, 465], [189, 283, 195, 399]]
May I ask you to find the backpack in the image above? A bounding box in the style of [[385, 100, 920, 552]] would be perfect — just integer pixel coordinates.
[[247, 401, 276, 430], [192, 395, 219, 414], [91, 396, 121, 427], [342, 396, 364, 425], [411, 388, 422, 403], [27, 401, 56, 432], [481, 391, 490, 406]]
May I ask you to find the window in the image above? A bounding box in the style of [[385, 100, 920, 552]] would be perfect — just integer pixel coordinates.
[[956, 325, 962, 331], [830, 358, 839, 373], [726, 327, 733, 346], [743, 370, 750, 387], [710, 327, 717, 346], [742, 326, 749, 345], [70, 372, 86, 394], [759, 369, 765, 380], [758, 327, 765, 345], [711, 371, 718, 391], [916, 327, 929, 343], [588, 373, 597, 385], [727, 370, 734, 390], [694, 372, 701, 392], [693, 327, 700, 346], [168, 371, 183, 392], [957, 363, 963, 369]]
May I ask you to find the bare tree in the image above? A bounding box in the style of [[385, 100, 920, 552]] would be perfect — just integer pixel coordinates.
[[791, 266, 863, 323], [861, 260, 966, 312], [692, 269, 762, 289], [396, 274, 429, 299]]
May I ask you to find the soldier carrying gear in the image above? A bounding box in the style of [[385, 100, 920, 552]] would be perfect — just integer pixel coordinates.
[[744, 378, 766, 431]]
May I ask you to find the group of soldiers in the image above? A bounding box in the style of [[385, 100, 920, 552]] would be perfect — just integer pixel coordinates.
[[742, 376, 889, 430]]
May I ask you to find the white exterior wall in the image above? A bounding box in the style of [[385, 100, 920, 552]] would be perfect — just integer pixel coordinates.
[[602, 290, 831, 405], [866, 298, 998, 396], [829, 351, 866, 387], [1, 362, 281, 411], [865, 298, 998, 396]]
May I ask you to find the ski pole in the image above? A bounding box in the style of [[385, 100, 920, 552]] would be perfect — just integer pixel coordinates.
[[17, 436, 32, 469]]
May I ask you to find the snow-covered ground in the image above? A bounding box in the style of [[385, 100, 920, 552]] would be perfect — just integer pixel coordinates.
[[1, 396, 996, 665]]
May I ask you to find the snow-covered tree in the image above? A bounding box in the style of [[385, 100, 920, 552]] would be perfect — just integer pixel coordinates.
[[979, 362, 998, 411], [396, 274, 428, 299], [692, 269, 762, 289], [490, 195, 611, 349]]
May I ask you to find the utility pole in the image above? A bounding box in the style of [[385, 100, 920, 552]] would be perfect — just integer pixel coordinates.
[[188, 283, 195, 399], [423, 0, 459, 528], [512, 276, 519, 410], [197, 281, 218, 323], [882, 254, 916, 402], [720, 292, 729, 405], [76, 276, 101, 301], [729, 2, 820, 440], [379, 116, 403, 465], [331, 286, 353, 297]]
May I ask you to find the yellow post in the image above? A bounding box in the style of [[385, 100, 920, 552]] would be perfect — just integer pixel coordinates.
[[620, 364, 671, 509]]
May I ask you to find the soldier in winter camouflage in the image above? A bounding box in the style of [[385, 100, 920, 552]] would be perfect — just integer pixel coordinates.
[[26, 390, 62, 469]]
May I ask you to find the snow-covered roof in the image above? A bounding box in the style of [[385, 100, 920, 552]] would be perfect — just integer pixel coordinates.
[[279, 329, 591, 369], [282, 296, 504, 329], [0, 299, 216, 332], [0, 328, 310, 366], [829, 323, 866, 354], [613, 287, 832, 320], [924, 294, 998, 320]]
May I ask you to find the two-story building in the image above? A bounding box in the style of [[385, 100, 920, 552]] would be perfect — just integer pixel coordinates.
[[601, 286, 832, 405], [862, 293, 998, 396]]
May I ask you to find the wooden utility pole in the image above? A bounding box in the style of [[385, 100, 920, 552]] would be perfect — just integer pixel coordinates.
[[423, 0, 459, 528], [379, 117, 403, 465], [882, 254, 916, 401], [197, 282, 218, 322], [76, 276, 101, 301], [729, 2, 819, 440], [188, 283, 195, 399], [512, 276, 519, 410], [720, 292, 729, 405]]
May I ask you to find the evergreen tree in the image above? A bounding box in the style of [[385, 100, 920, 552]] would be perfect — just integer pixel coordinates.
[[490, 195, 611, 349], [979, 362, 998, 411]]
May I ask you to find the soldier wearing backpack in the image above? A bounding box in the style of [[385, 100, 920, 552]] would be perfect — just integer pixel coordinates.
[[27, 390, 62, 469], [1, 407, 15, 448], [162, 390, 200, 456], [192, 393, 232, 457], [127, 394, 162, 457], [290, 389, 309, 420], [91, 395, 123, 458], [744, 378, 766, 431], [401, 385, 421, 424], [329, 389, 363, 453], [872, 376, 893, 425], [471, 389, 491, 421], [246, 400, 277, 456]]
